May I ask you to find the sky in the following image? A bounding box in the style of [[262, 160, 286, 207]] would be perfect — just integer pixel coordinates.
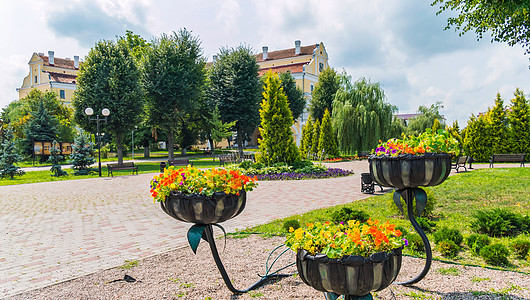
[[1, 0, 529, 126]]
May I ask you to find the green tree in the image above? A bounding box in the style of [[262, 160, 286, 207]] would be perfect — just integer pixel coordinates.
[[310, 68, 340, 121], [508, 88, 530, 155], [279, 71, 305, 121], [332, 75, 398, 154], [432, 118, 442, 132], [463, 114, 491, 161], [318, 108, 338, 159], [446, 120, 464, 156], [69, 131, 96, 175], [73, 39, 144, 164], [311, 119, 321, 157], [48, 140, 67, 177], [405, 102, 445, 136], [487, 93, 509, 154], [23, 101, 59, 159], [256, 71, 299, 165], [0, 129, 24, 179], [142, 30, 206, 159], [299, 117, 314, 159], [209, 45, 261, 158], [432, 0, 530, 58]]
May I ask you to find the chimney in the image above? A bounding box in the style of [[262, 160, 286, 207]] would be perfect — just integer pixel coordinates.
[[74, 56, 79, 69], [48, 51, 54, 65], [262, 46, 268, 60], [212, 55, 218, 62], [295, 40, 301, 55]]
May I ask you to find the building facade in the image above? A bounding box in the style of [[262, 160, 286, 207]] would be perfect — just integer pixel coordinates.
[[17, 51, 79, 106]]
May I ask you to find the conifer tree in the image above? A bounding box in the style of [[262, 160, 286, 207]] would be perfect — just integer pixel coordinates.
[[431, 118, 442, 133], [463, 114, 491, 161], [69, 132, 96, 175], [508, 88, 530, 155], [311, 119, 321, 158], [48, 140, 67, 177], [487, 93, 509, 154], [318, 109, 339, 159], [446, 120, 463, 156], [0, 129, 24, 179], [23, 101, 59, 159], [299, 117, 313, 159], [256, 71, 299, 165]]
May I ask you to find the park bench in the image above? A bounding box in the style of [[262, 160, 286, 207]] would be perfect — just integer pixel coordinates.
[[160, 158, 193, 172], [451, 156, 468, 173], [489, 153, 526, 168], [218, 153, 238, 166], [107, 162, 138, 177]]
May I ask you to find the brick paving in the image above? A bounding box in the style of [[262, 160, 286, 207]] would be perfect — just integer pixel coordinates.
[[0, 161, 522, 298]]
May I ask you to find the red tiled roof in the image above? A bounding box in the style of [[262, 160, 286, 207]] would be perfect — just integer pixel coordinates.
[[38, 54, 78, 70], [258, 63, 306, 76], [256, 44, 318, 62], [48, 72, 77, 84]]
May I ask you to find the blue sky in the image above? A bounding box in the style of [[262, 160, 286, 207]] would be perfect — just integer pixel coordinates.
[[1, 0, 529, 126]]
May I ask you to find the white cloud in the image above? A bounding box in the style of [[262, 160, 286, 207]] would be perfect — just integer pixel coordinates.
[[215, 0, 241, 34]]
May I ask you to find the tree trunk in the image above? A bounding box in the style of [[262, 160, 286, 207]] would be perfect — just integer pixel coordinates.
[[116, 133, 124, 164], [143, 146, 150, 158], [181, 148, 186, 155], [237, 128, 244, 160], [167, 130, 175, 160], [208, 134, 215, 161]]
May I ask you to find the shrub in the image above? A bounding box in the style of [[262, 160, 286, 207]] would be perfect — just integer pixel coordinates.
[[510, 236, 530, 259], [388, 187, 437, 218], [433, 227, 463, 246], [330, 207, 370, 224], [406, 234, 425, 252], [471, 208, 524, 237], [283, 219, 301, 233], [437, 240, 460, 258], [416, 217, 436, 234], [466, 234, 491, 256], [480, 243, 510, 266]]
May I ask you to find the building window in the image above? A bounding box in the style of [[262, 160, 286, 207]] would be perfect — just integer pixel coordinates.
[[310, 84, 314, 92], [60, 90, 65, 99], [34, 76, 37, 83], [319, 62, 324, 72]]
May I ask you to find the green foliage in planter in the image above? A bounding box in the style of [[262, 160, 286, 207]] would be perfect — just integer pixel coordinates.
[[395, 225, 409, 237], [510, 236, 530, 259], [471, 208, 525, 237], [480, 243, 510, 266], [330, 207, 370, 224], [388, 187, 437, 218], [416, 217, 436, 234], [283, 219, 300, 233], [437, 240, 460, 258], [466, 234, 491, 256], [406, 234, 425, 252], [433, 227, 463, 246]]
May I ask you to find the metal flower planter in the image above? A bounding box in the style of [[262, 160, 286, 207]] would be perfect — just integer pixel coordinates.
[[160, 190, 246, 224], [297, 248, 402, 298], [368, 153, 452, 285]]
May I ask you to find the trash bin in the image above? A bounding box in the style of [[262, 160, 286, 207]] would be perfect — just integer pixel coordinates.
[[160, 162, 167, 173]]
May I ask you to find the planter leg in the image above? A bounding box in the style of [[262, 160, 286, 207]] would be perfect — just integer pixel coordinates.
[[396, 188, 432, 285], [203, 224, 290, 294]]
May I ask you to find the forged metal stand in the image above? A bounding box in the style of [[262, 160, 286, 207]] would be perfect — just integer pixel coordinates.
[[203, 224, 294, 294], [396, 188, 432, 285]]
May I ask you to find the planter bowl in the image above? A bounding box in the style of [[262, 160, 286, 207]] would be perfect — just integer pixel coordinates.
[[160, 190, 246, 224], [368, 153, 452, 189], [296, 248, 402, 296]]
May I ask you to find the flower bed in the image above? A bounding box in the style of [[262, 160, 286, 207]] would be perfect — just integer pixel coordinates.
[[249, 168, 354, 180], [322, 155, 368, 163]]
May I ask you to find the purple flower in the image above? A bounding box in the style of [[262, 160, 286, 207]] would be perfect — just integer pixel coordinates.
[[403, 238, 409, 246]]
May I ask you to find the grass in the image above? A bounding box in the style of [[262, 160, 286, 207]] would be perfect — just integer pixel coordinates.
[[234, 168, 530, 272]]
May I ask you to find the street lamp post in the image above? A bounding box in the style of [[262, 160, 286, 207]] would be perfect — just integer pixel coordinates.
[[85, 107, 110, 177]]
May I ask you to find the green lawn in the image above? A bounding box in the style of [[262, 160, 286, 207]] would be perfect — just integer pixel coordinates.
[[235, 167, 530, 273]]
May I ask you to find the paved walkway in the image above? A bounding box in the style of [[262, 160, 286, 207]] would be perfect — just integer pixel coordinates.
[[0, 161, 523, 298]]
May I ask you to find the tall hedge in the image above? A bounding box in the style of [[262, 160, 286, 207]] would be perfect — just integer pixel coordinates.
[[318, 109, 338, 158], [508, 89, 530, 155], [255, 71, 299, 165], [311, 119, 321, 157]]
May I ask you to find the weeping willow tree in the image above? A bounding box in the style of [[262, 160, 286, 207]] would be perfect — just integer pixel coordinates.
[[331, 75, 399, 154]]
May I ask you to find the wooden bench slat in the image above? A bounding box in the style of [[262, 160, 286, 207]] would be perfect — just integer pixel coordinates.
[[489, 153, 526, 168], [107, 162, 139, 177]]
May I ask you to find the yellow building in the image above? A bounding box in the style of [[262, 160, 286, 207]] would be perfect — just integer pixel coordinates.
[[254, 41, 329, 146], [16, 51, 79, 106]]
